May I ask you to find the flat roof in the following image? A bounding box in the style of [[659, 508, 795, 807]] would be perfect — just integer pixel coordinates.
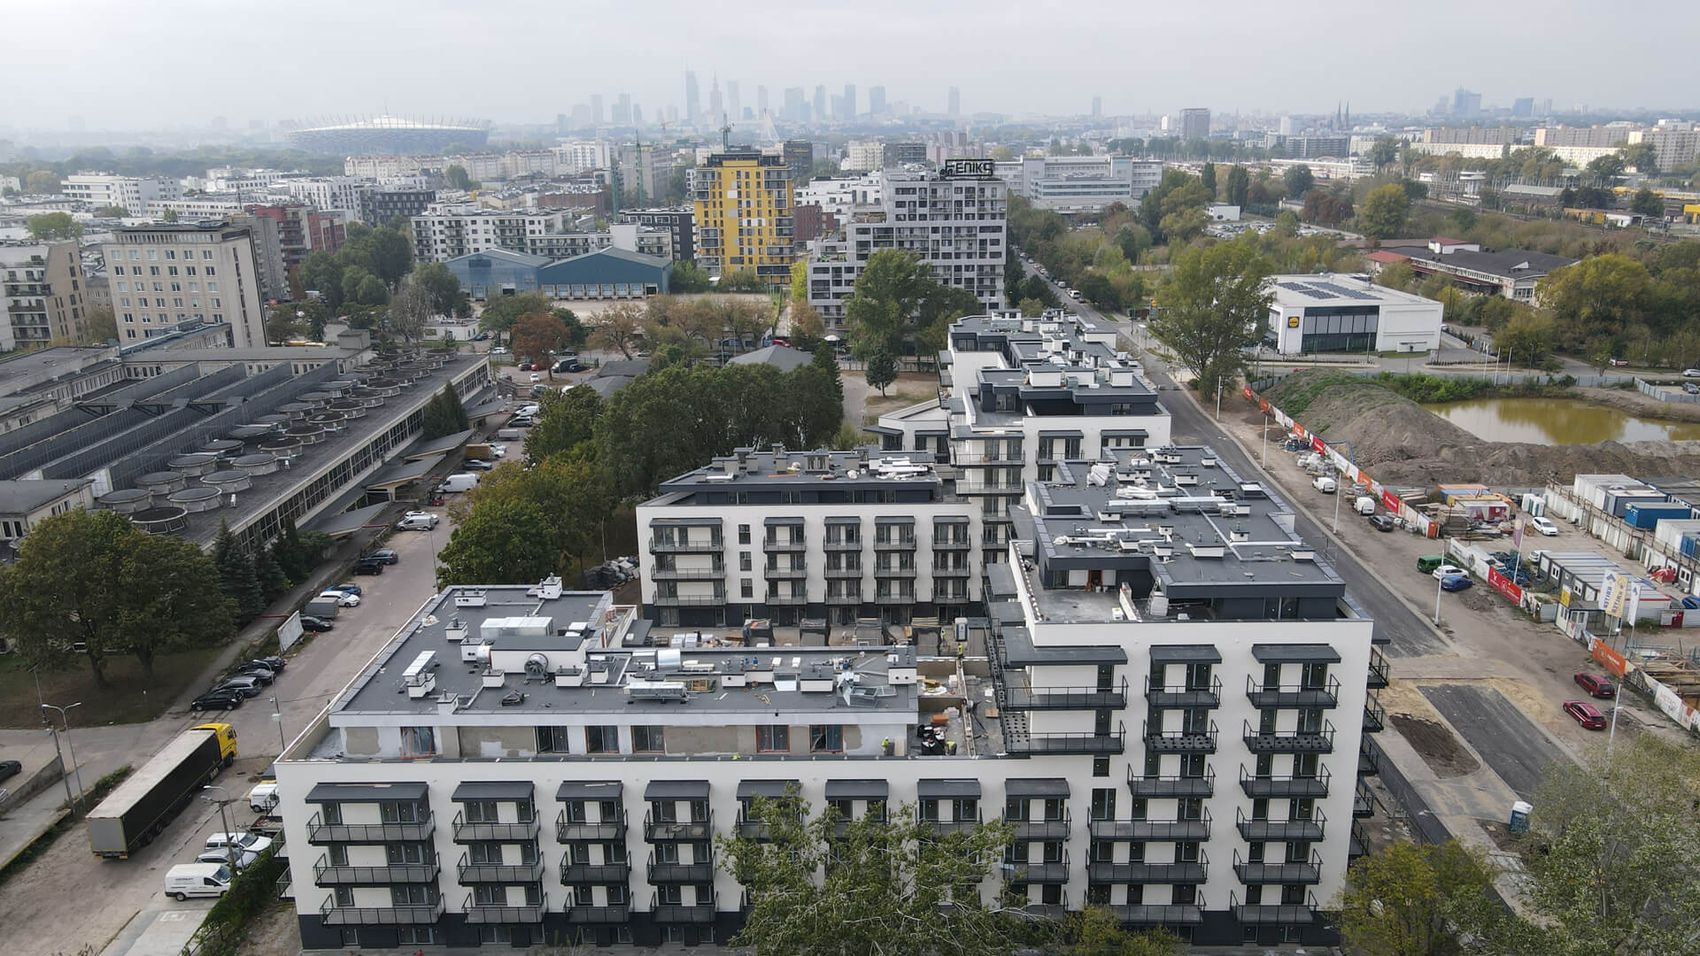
[[1267, 273, 1439, 308], [653, 447, 944, 495], [1406, 247, 1578, 280], [0, 478, 89, 514]]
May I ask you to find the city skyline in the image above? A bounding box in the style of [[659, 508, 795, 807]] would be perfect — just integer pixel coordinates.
[[3, 0, 1697, 131]]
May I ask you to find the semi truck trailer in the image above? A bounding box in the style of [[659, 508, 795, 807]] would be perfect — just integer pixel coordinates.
[[87, 723, 238, 860]]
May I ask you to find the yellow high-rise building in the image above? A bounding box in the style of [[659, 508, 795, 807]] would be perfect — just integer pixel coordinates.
[[692, 149, 794, 289]]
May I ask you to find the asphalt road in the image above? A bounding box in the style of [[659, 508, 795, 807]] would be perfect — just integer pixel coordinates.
[[1027, 265, 1448, 658], [1419, 684, 1569, 801]]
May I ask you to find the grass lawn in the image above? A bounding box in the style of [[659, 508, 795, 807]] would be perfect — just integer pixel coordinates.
[[0, 645, 225, 728], [860, 372, 939, 426]]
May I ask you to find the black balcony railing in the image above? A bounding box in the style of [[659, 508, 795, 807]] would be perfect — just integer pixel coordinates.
[[650, 538, 723, 553], [764, 565, 808, 579], [1239, 766, 1331, 799], [1232, 891, 1319, 925], [651, 892, 717, 923], [1360, 736, 1382, 776], [1144, 675, 1222, 709], [823, 565, 863, 578], [1088, 810, 1211, 843], [1006, 855, 1069, 884], [1007, 812, 1071, 841], [764, 591, 808, 605], [1127, 767, 1215, 798], [1005, 679, 1128, 711], [918, 809, 983, 836], [649, 565, 724, 580], [1354, 779, 1376, 818], [1364, 697, 1386, 733], [1009, 726, 1125, 755], [651, 593, 726, 607], [644, 811, 713, 842], [320, 895, 442, 925], [1087, 856, 1207, 885], [1233, 849, 1323, 885], [307, 812, 433, 844], [452, 811, 539, 844], [647, 854, 714, 884], [560, 860, 631, 884], [1113, 898, 1205, 926], [1142, 720, 1218, 753], [457, 854, 545, 884], [823, 537, 862, 551], [1236, 808, 1326, 843], [1242, 719, 1336, 754], [762, 536, 807, 552], [566, 902, 630, 924], [313, 853, 439, 886], [1367, 648, 1390, 688], [872, 536, 918, 550], [1245, 674, 1341, 709], [463, 892, 547, 924], [556, 808, 626, 842]]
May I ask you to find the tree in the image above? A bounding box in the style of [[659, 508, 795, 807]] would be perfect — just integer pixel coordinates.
[[1586, 337, 1617, 377], [1336, 840, 1501, 956], [1065, 906, 1179, 956], [421, 384, 469, 440], [1537, 253, 1651, 344], [0, 510, 231, 687], [1622, 141, 1657, 174], [93, 204, 130, 219], [82, 305, 117, 344], [1359, 183, 1413, 239], [525, 386, 602, 462], [1200, 162, 1217, 195], [477, 291, 552, 342], [162, 208, 179, 223], [212, 523, 264, 624], [437, 498, 558, 586], [588, 302, 644, 358], [1369, 137, 1400, 172], [25, 170, 60, 194], [411, 261, 466, 316], [511, 311, 572, 368], [1377, 261, 1416, 291], [843, 250, 930, 357], [443, 164, 477, 190], [788, 302, 827, 351], [27, 212, 82, 241], [671, 260, 713, 294], [1224, 165, 1250, 208], [1018, 297, 1048, 316], [1282, 164, 1315, 199], [1274, 209, 1300, 236], [553, 307, 587, 350], [355, 273, 389, 306], [1585, 152, 1626, 183], [1630, 188, 1664, 218], [719, 791, 1021, 956], [864, 349, 897, 396], [718, 268, 768, 292], [1495, 311, 1556, 366], [811, 343, 842, 406], [1148, 236, 1273, 396], [385, 275, 433, 344], [299, 251, 345, 308]]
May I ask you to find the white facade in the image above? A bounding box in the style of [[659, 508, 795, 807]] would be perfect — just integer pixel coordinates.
[[805, 168, 1007, 329], [1265, 273, 1442, 356], [275, 177, 372, 218], [103, 221, 267, 349], [843, 141, 884, 172], [410, 205, 572, 262], [62, 174, 181, 213], [553, 140, 612, 174], [1, 241, 89, 350], [994, 156, 1164, 213], [794, 174, 882, 221]]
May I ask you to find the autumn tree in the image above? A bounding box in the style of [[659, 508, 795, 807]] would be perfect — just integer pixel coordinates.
[[1359, 183, 1413, 240], [1148, 235, 1273, 396], [477, 291, 552, 342], [588, 302, 645, 358], [1336, 840, 1502, 956], [511, 311, 572, 368], [1536, 253, 1651, 345]]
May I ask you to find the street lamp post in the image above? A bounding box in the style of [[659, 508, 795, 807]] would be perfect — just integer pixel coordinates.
[[202, 785, 241, 874], [1433, 572, 1444, 627], [270, 696, 288, 752], [40, 702, 84, 806]]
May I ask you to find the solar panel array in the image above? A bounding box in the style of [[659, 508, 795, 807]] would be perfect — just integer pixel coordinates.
[[1273, 280, 1380, 301]]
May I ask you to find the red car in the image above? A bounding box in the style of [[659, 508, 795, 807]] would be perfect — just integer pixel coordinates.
[[1573, 672, 1615, 699], [1563, 700, 1607, 730]]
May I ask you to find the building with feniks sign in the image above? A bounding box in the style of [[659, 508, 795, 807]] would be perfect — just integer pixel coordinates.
[[804, 164, 1008, 333]]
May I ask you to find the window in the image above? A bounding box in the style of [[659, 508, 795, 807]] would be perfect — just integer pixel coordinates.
[[463, 799, 499, 823], [738, 524, 751, 545], [380, 802, 425, 823], [740, 579, 753, 599], [391, 884, 436, 905], [586, 725, 619, 754], [400, 726, 436, 756], [537, 726, 572, 754], [756, 725, 788, 753], [632, 726, 664, 753], [809, 724, 843, 753], [740, 552, 751, 571]]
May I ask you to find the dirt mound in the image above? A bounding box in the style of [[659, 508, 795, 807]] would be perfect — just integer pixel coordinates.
[[1262, 370, 1700, 486]]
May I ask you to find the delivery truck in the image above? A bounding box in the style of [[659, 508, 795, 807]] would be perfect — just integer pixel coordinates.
[[87, 723, 238, 860]]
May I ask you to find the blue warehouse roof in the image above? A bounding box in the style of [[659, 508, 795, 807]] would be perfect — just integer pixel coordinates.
[[537, 246, 671, 285]]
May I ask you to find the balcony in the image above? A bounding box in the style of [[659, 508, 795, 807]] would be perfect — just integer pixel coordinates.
[[1088, 811, 1211, 842], [650, 537, 723, 554], [1242, 719, 1336, 754], [313, 853, 439, 886], [463, 893, 547, 924], [560, 860, 631, 884], [1233, 850, 1323, 885], [932, 564, 973, 578], [823, 565, 863, 578], [1232, 891, 1319, 925], [1113, 898, 1204, 926], [1127, 768, 1215, 798], [1236, 808, 1326, 843], [452, 812, 539, 843], [1008, 813, 1071, 841], [648, 855, 715, 884], [556, 809, 626, 842], [872, 536, 918, 551], [320, 895, 443, 925], [1245, 675, 1340, 709], [933, 536, 973, 551], [644, 811, 713, 842], [1360, 737, 1381, 776], [457, 855, 546, 884], [1354, 779, 1376, 818], [651, 592, 727, 607], [652, 892, 717, 924], [307, 812, 433, 844], [1088, 857, 1208, 884], [1364, 697, 1386, 733], [1005, 679, 1128, 711], [764, 591, 808, 605], [735, 810, 774, 841], [874, 588, 918, 603], [567, 902, 631, 924], [1367, 648, 1390, 688], [1142, 720, 1218, 754], [1239, 766, 1331, 800], [649, 566, 724, 581], [825, 590, 863, 605], [822, 537, 862, 551], [762, 536, 806, 552], [1144, 675, 1222, 709], [873, 562, 920, 577], [1009, 726, 1125, 755], [764, 564, 809, 580], [919, 811, 983, 836], [1006, 855, 1069, 884]]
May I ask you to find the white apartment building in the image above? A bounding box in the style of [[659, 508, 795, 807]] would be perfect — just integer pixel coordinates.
[[345, 156, 430, 179], [1630, 124, 1700, 172], [805, 166, 1007, 330], [876, 312, 1172, 552], [143, 196, 246, 220], [794, 174, 882, 221], [1, 241, 89, 350], [843, 141, 885, 172], [275, 177, 372, 219], [103, 221, 266, 348], [411, 206, 668, 263], [61, 174, 181, 214], [993, 157, 1164, 213], [272, 442, 1385, 950], [553, 141, 612, 174]]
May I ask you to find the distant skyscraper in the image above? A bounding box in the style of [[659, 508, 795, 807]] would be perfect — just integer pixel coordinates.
[[1451, 88, 1481, 118], [842, 84, 857, 120], [613, 93, 633, 126], [1278, 115, 1295, 136], [726, 80, 741, 120], [1090, 96, 1102, 118], [757, 85, 770, 116], [870, 86, 887, 116], [685, 71, 701, 125], [813, 85, 827, 123], [591, 94, 605, 126], [784, 87, 806, 123], [1511, 97, 1534, 118], [947, 86, 961, 116], [708, 76, 724, 124], [1179, 107, 1210, 141]]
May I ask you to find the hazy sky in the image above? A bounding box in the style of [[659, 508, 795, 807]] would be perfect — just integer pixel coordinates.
[[5, 0, 1697, 129]]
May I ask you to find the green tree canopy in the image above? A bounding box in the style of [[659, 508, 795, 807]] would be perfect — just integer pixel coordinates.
[[437, 497, 557, 586], [27, 212, 82, 240], [1359, 183, 1413, 239], [1149, 236, 1273, 397], [421, 384, 469, 440], [864, 348, 897, 396], [410, 261, 467, 316], [1536, 253, 1651, 345], [1224, 165, 1251, 207], [670, 260, 714, 293], [1336, 840, 1502, 956], [525, 386, 602, 462], [477, 291, 553, 339], [1282, 164, 1315, 199]]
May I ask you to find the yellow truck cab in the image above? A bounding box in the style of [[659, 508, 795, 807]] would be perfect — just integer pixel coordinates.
[[192, 722, 239, 765]]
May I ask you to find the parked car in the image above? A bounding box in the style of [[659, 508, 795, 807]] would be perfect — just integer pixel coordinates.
[[1440, 573, 1473, 592], [191, 690, 245, 711], [325, 584, 361, 598], [1685, 383, 1699, 396], [397, 511, 441, 531], [230, 665, 273, 685], [1574, 672, 1616, 698], [1563, 699, 1607, 730], [1684, 368, 1700, 378], [508, 415, 533, 428], [0, 759, 21, 784], [435, 473, 479, 495], [463, 458, 495, 471], [253, 655, 285, 671], [204, 831, 273, 858], [197, 846, 261, 868], [367, 548, 399, 565], [473, 332, 491, 342], [1416, 555, 1445, 574], [1529, 516, 1559, 536], [1368, 513, 1396, 532], [164, 863, 230, 901], [298, 615, 335, 633], [1431, 564, 1468, 580], [529, 372, 542, 383], [318, 589, 361, 608], [215, 676, 264, 698], [351, 556, 385, 575], [489, 346, 508, 355]]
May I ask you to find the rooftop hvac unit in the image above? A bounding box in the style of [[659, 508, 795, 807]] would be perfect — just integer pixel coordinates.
[[524, 653, 550, 681], [625, 679, 689, 703], [455, 589, 487, 608], [403, 650, 437, 698]]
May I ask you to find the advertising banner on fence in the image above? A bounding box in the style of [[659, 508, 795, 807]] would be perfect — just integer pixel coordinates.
[[1311, 435, 1326, 454], [1381, 489, 1403, 513], [1486, 566, 1524, 605]]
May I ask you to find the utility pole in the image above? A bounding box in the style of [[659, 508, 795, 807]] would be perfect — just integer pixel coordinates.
[[40, 702, 83, 806], [203, 785, 241, 874], [270, 696, 288, 752]]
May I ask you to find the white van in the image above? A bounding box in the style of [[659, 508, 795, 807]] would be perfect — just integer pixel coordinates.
[[1313, 475, 1337, 494], [248, 782, 279, 815], [436, 473, 480, 495], [164, 862, 231, 900], [397, 510, 442, 530]]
